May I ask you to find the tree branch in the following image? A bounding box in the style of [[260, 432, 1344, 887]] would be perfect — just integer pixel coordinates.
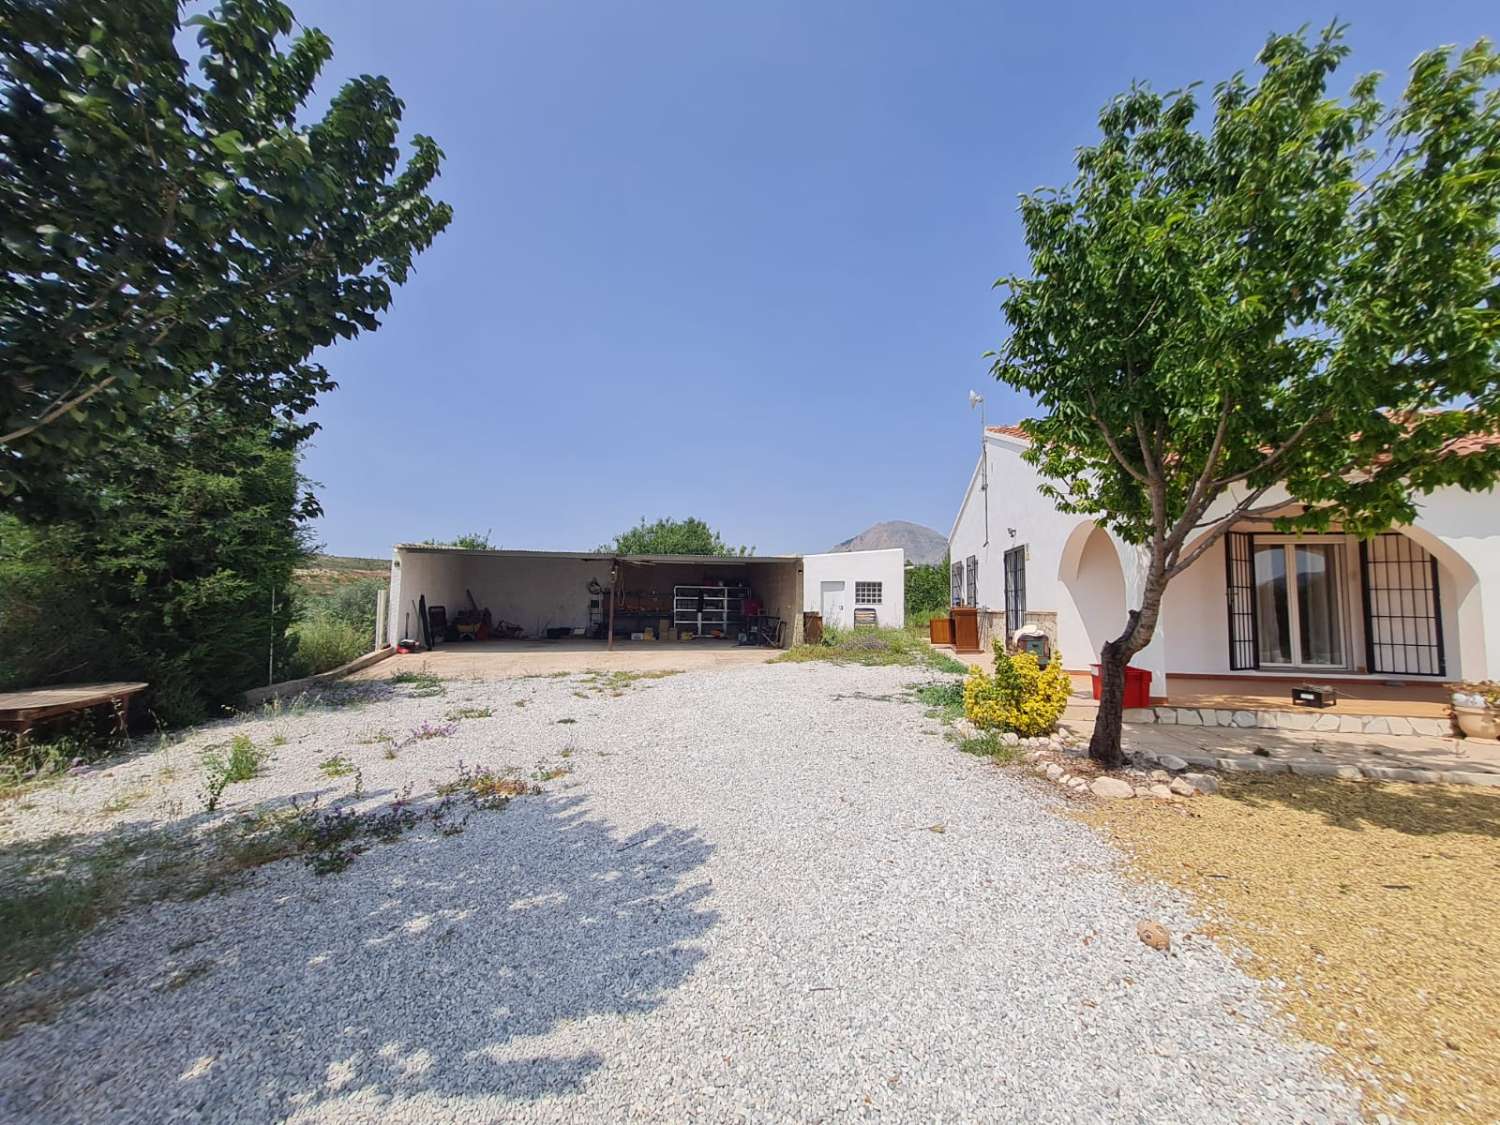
[[1086, 390, 1148, 484], [1165, 484, 1276, 577], [1210, 410, 1324, 489], [1, 376, 118, 446]]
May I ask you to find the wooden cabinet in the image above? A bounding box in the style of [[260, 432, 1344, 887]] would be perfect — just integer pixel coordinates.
[[951, 606, 981, 653]]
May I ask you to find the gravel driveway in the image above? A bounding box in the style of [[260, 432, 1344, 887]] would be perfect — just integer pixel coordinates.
[[0, 661, 1359, 1123]]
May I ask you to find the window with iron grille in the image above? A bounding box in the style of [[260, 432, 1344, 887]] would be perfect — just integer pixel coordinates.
[[1003, 546, 1026, 634], [854, 581, 882, 605], [965, 555, 978, 607], [1360, 534, 1445, 675], [951, 561, 963, 606]]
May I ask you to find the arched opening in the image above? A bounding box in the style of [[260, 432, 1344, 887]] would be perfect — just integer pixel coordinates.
[[1058, 521, 1126, 663], [1369, 525, 1484, 680]]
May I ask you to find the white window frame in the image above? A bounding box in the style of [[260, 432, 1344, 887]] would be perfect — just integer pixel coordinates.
[[1251, 535, 1353, 671], [854, 581, 882, 605]]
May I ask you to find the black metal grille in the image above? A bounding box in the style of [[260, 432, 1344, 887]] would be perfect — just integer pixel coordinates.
[[1225, 531, 1258, 670], [1360, 535, 1445, 676], [1004, 546, 1026, 635], [950, 561, 963, 607], [965, 555, 978, 607]]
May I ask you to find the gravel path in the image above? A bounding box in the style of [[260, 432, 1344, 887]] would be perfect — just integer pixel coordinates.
[[0, 661, 1360, 1123]]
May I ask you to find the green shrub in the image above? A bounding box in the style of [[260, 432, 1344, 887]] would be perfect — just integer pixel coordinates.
[[290, 616, 367, 677], [914, 679, 966, 723], [777, 626, 967, 672], [964, 641, 1071, 736], [904, 561, 951, 624], [296, 577, 384, 640]]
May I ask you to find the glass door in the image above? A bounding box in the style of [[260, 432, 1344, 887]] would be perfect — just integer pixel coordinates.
[[1253, 541, 1346, 668]]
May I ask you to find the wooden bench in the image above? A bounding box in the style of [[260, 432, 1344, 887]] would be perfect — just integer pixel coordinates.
[[0, 682, 148, 748]]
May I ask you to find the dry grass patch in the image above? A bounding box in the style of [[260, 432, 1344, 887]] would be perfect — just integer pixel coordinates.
[[1080, 775, 1500, 1124]]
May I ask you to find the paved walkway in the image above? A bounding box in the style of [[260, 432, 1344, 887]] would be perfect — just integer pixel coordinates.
[[1061, 707, 1500, 784]]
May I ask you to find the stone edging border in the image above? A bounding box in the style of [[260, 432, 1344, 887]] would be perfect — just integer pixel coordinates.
[[1128, 745, 1500, 787], [240, 646, 395, 708], [1122, 706, 1454, 739]]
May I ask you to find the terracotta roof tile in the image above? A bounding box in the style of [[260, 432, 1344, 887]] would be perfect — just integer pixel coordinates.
[[986, 424, 1030, 442]]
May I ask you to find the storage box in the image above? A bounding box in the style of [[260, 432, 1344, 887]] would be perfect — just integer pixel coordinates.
[[1089, 664, 1153, 709], [1291, 683, 1336, 708], [630, 631, 644, 641]]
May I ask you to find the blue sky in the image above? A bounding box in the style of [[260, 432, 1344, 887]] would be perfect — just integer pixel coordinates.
[[282, 0, 1495, 557]]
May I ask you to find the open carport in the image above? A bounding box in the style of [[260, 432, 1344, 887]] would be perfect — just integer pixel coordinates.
[[387, 546, 806, 654]]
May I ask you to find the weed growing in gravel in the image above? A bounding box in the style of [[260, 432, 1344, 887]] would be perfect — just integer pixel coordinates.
[[204, 735, 267, 784], [445, 707, 493, 721], [957, 732, 1025, 765], [1, 725, 123, 803], [389, 668, 445, 697], [400, 720, 457, 748], [556, 718, 577, 725], [270, 733, 287, 747], [574, 669, 682, 697], [513, 699, 528, 707], [99, 786, 151, 815], [199, 735, 269, 811], [534, 765, 571, 782], [775, 626, 970, 674], [436, 763, 540, 810], [318, 755, 355, 779], [913, 679, 967, 725]]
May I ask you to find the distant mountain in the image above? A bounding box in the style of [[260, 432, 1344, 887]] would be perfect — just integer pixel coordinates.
[[827, 521, 947, 565]]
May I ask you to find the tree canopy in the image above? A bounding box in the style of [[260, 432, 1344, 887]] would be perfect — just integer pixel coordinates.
[[601, 517, 751, 557], [424, 531, 493, 550], [0, 0, 453, 513], [992, 25, 1500, 764]]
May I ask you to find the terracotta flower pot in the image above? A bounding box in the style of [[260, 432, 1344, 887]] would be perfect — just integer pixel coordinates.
[[1453, 704, 1500, 741]]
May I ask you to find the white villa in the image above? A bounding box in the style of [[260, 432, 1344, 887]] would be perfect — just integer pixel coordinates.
[[948, 424, 1500, 726]]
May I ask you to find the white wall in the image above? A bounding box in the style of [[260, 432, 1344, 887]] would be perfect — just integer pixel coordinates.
[[947, 432, 1500, 683], [388, 550, 613, 643], [949, 433, 1108, 667], [802, 549, 905, 629]]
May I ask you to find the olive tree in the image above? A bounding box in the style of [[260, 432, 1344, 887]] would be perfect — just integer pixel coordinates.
[[991, 26, 1500, 765]]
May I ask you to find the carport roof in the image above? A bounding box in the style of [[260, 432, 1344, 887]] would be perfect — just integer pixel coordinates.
[[393, 545, 800, 565]]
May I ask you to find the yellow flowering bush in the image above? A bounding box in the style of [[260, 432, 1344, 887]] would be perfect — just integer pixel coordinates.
[[963, 640, 1071, 736], [963, 668, 1009, 730]]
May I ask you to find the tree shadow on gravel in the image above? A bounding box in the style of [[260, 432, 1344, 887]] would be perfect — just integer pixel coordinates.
[[0, 793, 718, 1120]]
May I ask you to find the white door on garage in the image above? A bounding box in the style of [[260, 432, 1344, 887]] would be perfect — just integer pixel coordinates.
[[820, 580, 846, 627]]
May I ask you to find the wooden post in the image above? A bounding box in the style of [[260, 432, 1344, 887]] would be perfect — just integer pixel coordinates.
[[606, 562, 618, 651]]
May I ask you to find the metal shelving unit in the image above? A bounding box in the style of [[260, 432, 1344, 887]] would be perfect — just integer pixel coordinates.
[[673, 585, 749, 638]]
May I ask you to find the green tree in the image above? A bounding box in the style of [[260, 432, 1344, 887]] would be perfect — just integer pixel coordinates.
[[0, 412, 311, 723], [601, 517, 751, 556], [991, 26, 1500, 765], [905, 559, 951, 622], [0, 0, 452, 512], [423, 531, 493, 550]]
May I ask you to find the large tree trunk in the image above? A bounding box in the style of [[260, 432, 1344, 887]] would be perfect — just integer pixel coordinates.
[[1087, 628, 1139, 768], [1087, 569, 1166, 768]]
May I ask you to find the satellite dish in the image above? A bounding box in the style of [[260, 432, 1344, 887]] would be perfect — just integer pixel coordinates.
[[968, 389, 984, 409]]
